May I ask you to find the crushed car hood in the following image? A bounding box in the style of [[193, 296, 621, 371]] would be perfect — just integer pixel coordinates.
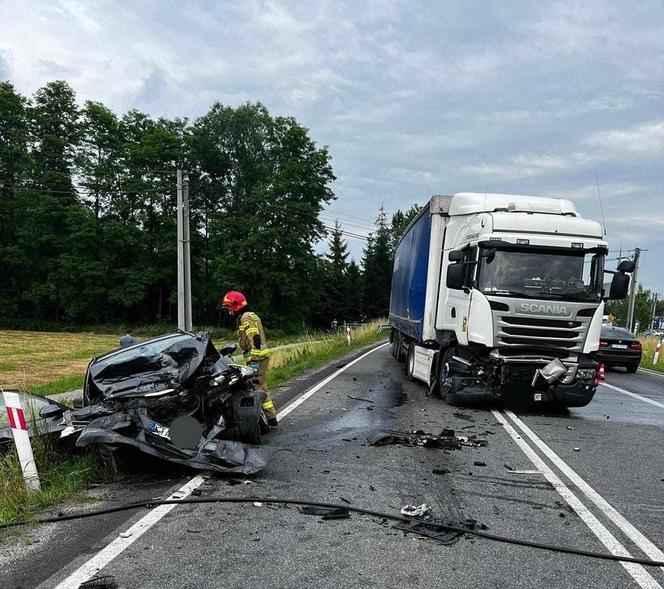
[[88, 333, 217, 400]]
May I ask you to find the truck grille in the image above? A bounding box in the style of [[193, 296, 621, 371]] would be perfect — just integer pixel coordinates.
[[495, 314, 590, 352]]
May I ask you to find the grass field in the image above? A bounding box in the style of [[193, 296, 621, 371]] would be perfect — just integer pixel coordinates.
[[640, 336, 664, 373]]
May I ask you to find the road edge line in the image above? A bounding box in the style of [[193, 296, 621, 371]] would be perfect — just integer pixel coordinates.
[[491, 410, 661, 588], [504, 409, 664, 568], [601, 382, 664, 410]]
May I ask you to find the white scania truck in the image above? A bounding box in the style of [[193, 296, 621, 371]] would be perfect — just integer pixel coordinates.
[[389, 193, 634, 408]]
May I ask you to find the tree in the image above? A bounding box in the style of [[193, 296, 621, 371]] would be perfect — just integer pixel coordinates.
[[361, 207, 392, 318], [190, 102, 335, 327], [606, 285, 656, 332], [390, 204, 421, 253], [0, 82, 30, 318]]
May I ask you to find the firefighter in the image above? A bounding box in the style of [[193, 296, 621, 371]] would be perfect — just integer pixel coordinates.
[[221, 291, 278, 427]]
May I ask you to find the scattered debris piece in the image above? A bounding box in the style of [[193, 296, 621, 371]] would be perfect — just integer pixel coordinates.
[[367, 429, 487, 450], [567, 426, 575, 430], [253, 502, 264, 507], [369, 485, 376, 491], [352, 377, 358, 381], [504, 463, 514, 471], [119, 531, 132, 538], [395, 520, 459, 545], [453, 412, 474, 421], [339, 497, 352, 505], [346, 394, 374, 403], [463, 518, 488, 531], [191, 489, 202, 496], [400, 503, 431, 517], [473, 461, 486, 467], [573, 448, 580, 452], [432, 467, 450, 475], [79, 576, 118, 589]]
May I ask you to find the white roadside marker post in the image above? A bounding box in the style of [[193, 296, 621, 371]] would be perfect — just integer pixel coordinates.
[[654, 337, 662, 366], [346, 323, 352, 346], [2, 389, 41, 492]]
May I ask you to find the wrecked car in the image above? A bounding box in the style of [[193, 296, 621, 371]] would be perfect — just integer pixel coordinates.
[[62, 332, 270, 475]]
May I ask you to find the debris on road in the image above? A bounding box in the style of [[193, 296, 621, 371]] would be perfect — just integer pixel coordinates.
[[473, 461, 486, 467], [346, 394, 373, 403], [573, 447, 580, 452], [432, 467, 450, 475], [79, 575, 118, 588], [400, 503, 431, 517], [367, 428, 488, 450], [253, 502, 264, 507], [567, 426, 575, 430], [299, 506, 351, 520]]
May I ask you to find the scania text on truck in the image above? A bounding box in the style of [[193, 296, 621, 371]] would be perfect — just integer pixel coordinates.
[[389, 193, 634, 409]]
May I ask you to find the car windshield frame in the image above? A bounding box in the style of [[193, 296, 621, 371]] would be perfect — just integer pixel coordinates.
[[477, 244, 606, 302], [92, 333, 194, 369]]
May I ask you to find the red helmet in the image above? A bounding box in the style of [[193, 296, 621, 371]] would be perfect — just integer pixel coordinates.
[[221, 291, 248, 313]]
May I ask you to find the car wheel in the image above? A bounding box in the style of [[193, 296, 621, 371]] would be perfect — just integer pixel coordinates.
[[626, 363, 639, 374], [242, 418, 262, 445]]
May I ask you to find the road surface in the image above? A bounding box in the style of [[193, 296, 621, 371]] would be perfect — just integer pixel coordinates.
[[2, 344, 663, 589]]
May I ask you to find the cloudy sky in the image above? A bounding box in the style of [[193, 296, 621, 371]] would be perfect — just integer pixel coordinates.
[[1, 0, 663, 292]]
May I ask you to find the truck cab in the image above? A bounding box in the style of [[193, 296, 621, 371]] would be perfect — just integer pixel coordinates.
[[389, 193, 633, 409]]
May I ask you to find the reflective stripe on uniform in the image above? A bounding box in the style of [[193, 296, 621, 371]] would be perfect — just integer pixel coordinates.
[[250, 347, 270, 357], [244, 327, 260, 337], [262, 398, 275, 410]]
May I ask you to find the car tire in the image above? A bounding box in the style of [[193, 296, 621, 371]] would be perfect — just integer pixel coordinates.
[[626, 363, 639, 374], [242, 418, 262, 445]]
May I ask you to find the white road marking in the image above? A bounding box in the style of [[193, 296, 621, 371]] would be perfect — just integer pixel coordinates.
[[53, 342, 389, 588], [504, 410, 664, 571], [53, 475, 206, 589], [602, 382, 664, 411], [492, 410, 662, 588], [638, 367, 664, 379]]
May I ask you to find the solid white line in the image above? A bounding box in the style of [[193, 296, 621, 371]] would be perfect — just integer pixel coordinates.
[[492, 410, 662, 588], [638, 367, 664, 379], [53, 475, 206, 589], [602, 382, 664, 411], [505, 410, 664, 571], [276, 342, 390, 420], [53, 341, 389, 588]]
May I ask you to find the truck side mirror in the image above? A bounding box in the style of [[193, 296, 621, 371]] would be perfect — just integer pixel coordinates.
[[608, 272, 630, 300], [446, 263, 465, 290], [448, 250, 464, 262]]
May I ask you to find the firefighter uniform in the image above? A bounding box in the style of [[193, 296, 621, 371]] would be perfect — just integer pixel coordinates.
[[238, 311, 277, 421]]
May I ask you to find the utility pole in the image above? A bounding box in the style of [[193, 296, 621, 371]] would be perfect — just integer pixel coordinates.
[[650, 292, 658, 331], [177, 170, 193, 332], [183, 173, 192, 331], [626, 247, 640, 332]]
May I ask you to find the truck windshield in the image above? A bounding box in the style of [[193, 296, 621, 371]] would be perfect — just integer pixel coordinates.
[[478, 247, 604, 301]]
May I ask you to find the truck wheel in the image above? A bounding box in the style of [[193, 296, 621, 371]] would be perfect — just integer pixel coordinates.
[[392, 331, 406, 363], [405, 344, 416, 380], [438, 347, 459, 405]]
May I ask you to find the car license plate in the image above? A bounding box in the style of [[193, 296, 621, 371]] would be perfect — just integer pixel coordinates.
[[148, 421, 170, 440], [612, 344, 628, 349]]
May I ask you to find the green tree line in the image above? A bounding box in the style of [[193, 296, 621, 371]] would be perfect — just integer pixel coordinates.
[[0, 80, 418, 330]]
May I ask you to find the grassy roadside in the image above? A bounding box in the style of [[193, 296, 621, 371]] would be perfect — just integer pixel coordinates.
[[0, 322, 388, 526], [639, 336, 664, 374]]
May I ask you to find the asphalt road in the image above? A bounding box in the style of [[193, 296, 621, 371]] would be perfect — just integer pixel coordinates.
[[2, 345, 664, 589]]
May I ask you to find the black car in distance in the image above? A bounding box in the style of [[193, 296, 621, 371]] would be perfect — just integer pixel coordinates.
[[596, 325, 642, 373]]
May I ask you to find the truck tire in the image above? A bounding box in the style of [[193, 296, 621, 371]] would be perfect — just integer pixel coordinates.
[[392, 331, 406, 363], [438, 347, 460, 405], [405, 343, 416, 380]]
